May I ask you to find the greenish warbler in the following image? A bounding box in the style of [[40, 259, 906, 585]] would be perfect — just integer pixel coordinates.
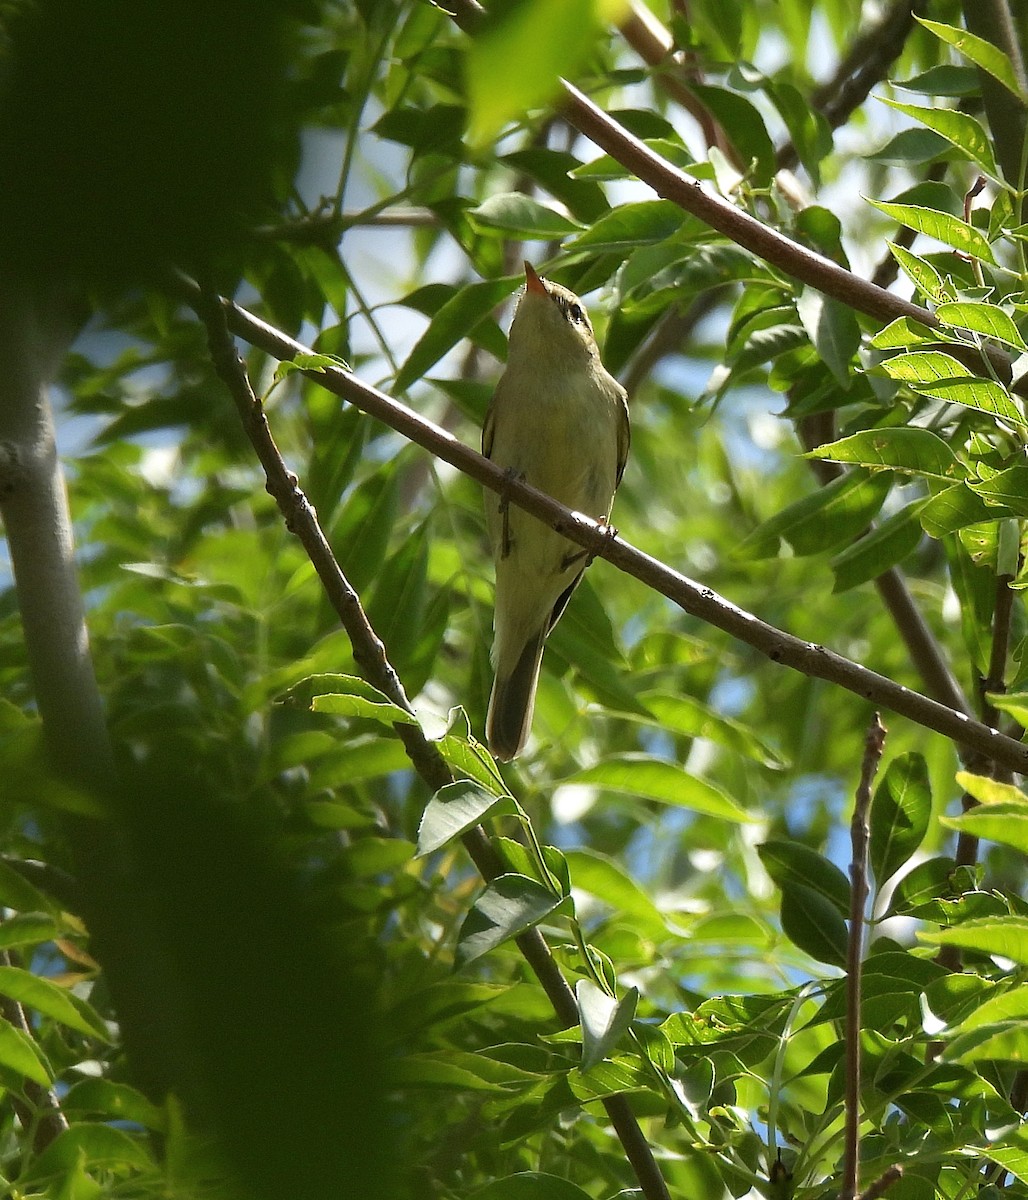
[[483, 262, 630, 761]]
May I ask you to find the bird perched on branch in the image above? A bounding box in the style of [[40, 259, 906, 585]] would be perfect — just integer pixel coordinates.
[[483, 262, 630, 761]]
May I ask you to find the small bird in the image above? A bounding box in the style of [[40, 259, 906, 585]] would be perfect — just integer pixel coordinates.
[[483, 262, 630, 761]]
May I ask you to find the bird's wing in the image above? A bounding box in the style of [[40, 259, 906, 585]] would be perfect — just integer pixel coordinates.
[[615, 384, 630, 488], [482, 399, 496, 459]]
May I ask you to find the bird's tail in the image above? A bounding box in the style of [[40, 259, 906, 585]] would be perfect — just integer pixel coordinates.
[[486, 627, 547, 762]]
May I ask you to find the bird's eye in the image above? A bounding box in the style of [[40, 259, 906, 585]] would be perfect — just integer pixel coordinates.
[[568, 302, 584, 324]]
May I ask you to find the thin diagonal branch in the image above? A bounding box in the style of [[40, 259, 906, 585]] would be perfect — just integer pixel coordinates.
[[174, 276, 1028, 778], [192, 284, 673, 1200]]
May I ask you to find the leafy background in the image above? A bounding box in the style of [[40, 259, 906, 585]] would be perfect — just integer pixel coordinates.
[[2, 1, 1028, 1198]]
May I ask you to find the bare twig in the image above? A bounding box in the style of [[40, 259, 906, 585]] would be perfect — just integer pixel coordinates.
[[842, 714, 887, 1200], [858, 1164, 904, 1200], [192, 285, 673, 1200], [174, 278, 1028, 776]]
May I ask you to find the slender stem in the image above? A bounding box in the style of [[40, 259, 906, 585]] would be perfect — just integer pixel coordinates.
[[859, 1165, 904, 1200], [175, 278, 1028, 777], [842, 714, 887, 1200], [193, 286, 673, 1200]]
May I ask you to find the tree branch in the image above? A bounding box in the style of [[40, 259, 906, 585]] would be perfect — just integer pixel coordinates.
[[175, 277, 1028, 777], [192, 284, 673, 1200], [445, 0, 1021, 394]]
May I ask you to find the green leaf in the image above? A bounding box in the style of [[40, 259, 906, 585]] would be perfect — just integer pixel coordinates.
[[885, 857, 959, 917], [19, 1126, 154, 1185], [877, 99, 1000, 181], [758, 839, 850, 915], [796, 289, 861, 385], [0, 912, 59, 950], [562, 849, 667, 936], [942, 803, 1028, 855], [571, 138, 694, 181], [880, 351, 1024, 426], [62, 1078, 167, 1131], [306, 735, 411, 789], [567, 199, 689, 251], [469, 193, 584, 239], [948, 982, 1028, 1035], [0, 859, 58, 915], [456, 874, 566, 965], [0, 1017, 50, 1085], [870, 752, 931, 887], [639, 691, 788, 769], [808, 428, 963, 482], [920, 481, 1018, 538], [886, 241, 950, 302], [273, 351, 350, 382], [870, 315, 939, 350], [691, 84, 776, 184], [742, 469, 892, 558], [0, 965, 109, 1039], [469, 1173, 595, 1200], [576, 979, 638, 1070], [395, 277, 518, 391], [779, 884, 848, 967], [968, 466, 1028, 515], [390, 1050, 516, 1092], [985, 693, 1028, 730], [830, 501, 927, 591], [916, 17, 1026, 102], [466, 0, 614, 144], [921, 915, 1028, 963], [331, 467, 400, 594], [935, 302, 1028, 351], [285, 674, 418, 726], [868, 199, 997, 265], [565, 755, 754, 822], [982, 1133, 1028, 1190], [417, 781, 517, 856]]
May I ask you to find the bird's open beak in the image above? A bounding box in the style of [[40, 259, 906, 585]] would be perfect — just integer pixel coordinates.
[[524, 261, 547, 295]]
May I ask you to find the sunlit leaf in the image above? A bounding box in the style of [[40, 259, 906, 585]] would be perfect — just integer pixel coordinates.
[[935, 301, 1028, 351], [566, 755, 753, 822], [808, 428, 963, 482], [469, 193, 583, 239], [576, 979, 637, 1070], [870, 752, 931, 887], [880, 351, 1024, 425], [456, 875, 567, 965], [921, 916, 1028, 963], [868, 199, 997, 264], [917, 17, 1026, 101], [417, 781, 517, 856], [877, 99, 999, 181]]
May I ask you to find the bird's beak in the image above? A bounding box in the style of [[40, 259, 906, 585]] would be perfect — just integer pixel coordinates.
[[524, 261, 547, 295]]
